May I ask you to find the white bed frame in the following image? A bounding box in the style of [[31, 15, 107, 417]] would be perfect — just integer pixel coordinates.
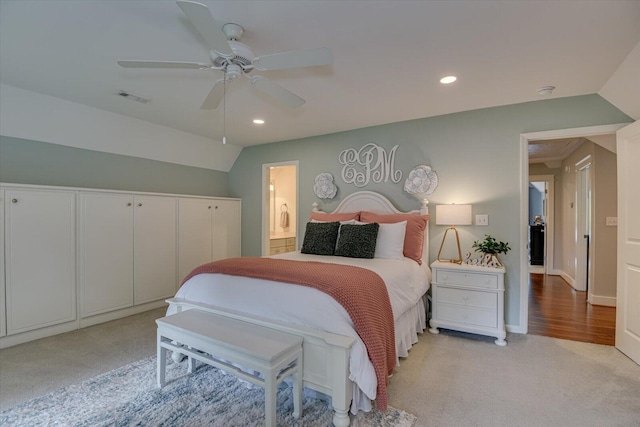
[[167, 191, 429, 426]]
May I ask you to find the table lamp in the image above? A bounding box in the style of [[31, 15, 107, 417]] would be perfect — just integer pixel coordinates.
[[436, 204, 472, 264]]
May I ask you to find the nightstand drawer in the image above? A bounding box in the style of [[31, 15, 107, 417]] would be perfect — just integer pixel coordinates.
[[435, 270, 498, 289], [438, 287, 497, 309], [438, 303, 497, 328]]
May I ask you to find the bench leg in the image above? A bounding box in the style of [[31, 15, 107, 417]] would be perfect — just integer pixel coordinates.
[[187, 353, 196, 373], [292, 353, 303, 419], [264, 370, 277, 427], [157, 335, 167, 388], [292, 370, 302, 418]]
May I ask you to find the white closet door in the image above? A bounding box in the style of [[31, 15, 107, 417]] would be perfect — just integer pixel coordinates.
[[212, 199, 241, 261], [0, 189, 6, 337], [134, 196, 177, 304], [5, 189, 76, 334], [79, 192, 134, 317], [178, 198, 213, 284]]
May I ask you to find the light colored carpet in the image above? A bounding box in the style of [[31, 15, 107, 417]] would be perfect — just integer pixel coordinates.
[[2, 308, 640, 426], [0, 355, 416, 426]]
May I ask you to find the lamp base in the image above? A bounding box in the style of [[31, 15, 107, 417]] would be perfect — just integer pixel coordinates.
[[437, 226, 463, 264]]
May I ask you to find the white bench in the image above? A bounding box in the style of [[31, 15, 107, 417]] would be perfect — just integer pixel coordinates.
[[156, 309, 303, 426]]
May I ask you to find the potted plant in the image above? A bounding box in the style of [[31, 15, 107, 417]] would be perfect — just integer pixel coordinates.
[[472, 234, 511, 266]]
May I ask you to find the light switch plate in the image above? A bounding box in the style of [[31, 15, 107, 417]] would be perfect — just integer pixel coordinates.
[[606, 217, 618, 226], [476, 214, 489, 226]]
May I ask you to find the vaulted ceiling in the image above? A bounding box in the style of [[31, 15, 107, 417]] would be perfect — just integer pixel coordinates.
[[1, 1, 639, 147]]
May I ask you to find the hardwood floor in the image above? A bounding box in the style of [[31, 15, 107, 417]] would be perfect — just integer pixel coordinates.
[[528, 273, 616, 346]]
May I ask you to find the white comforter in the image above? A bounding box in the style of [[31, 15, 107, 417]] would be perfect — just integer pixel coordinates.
[[168, 252, 431, 412]]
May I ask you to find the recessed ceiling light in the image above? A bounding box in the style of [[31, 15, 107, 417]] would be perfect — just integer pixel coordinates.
[[440, 76, 457, 84], [537, 86, 556, 95], [253, 119, 265, 125]]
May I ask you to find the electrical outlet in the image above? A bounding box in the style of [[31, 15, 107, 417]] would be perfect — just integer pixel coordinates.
[[476, 214, 489, 226], [606, 217, 618, 226]]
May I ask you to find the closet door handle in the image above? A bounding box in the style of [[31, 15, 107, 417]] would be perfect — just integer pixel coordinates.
[[127, 202, 132, 206], [11, 198, 18, 204], [138, 203, 143, 207]]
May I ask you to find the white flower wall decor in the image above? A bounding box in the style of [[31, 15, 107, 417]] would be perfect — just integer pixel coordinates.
[[314, 173, 337, 199], [404, 165, 438, 196]]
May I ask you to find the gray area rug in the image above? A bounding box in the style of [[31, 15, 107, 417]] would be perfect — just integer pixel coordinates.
[[1, 356, 416, 426]]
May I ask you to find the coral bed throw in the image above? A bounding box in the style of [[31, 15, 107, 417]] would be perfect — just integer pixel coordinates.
[[181, 257, 396, 411]]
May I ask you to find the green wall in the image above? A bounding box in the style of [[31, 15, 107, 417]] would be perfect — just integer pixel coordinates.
[[0, 136, 230, 196], [228, 94, 631, 328]]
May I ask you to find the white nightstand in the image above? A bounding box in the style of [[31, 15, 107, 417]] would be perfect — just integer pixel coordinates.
[[429, 260, 507, 346]]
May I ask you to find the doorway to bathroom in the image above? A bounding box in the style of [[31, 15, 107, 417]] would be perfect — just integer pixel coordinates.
[[262, 161, 298, 256]]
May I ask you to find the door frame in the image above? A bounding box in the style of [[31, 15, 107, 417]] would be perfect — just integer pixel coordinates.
[[261, 160, 299, 256], [518, 123, 628, 334]]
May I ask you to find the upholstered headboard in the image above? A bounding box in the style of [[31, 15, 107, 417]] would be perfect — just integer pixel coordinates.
[[312, 191, 430, 265]]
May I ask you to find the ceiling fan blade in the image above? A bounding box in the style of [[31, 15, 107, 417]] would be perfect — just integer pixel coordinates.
[[251, 76, 305, 109], [200, 79, 225, 110], [252, 47, 333, 71], [117, 60, 208, 69], [177, 1, 233, 57]]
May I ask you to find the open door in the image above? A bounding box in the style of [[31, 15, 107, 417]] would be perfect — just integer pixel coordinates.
[[262, 162, 298, 256], [615, 120, 640, 365], [575, 163, 592, 293]]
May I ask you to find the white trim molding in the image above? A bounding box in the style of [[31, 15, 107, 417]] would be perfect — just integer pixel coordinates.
[[519, 123, 629, 335]]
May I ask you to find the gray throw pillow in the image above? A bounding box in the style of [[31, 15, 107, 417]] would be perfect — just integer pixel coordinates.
[[301, 221, 340, 255], [335, 223, 379, 259]]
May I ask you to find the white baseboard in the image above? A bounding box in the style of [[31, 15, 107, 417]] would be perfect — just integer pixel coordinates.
[[589, 294, 617, 307], [0, 320, 78, 349], [0, 300, 168, 349], [560, 271, 576, 287], [80, 300, 167, 328], [506, 324, 526, 334], [548, 269, 564, 276]]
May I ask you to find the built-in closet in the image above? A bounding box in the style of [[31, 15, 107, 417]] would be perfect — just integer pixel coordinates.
[[0, 183, 241, 348]]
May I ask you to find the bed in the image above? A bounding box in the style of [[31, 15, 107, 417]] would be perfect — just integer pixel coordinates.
[[166, 191, 430, 427]]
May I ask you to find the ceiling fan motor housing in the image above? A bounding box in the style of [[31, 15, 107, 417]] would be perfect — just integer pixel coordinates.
[[210, 40, 255, 72]]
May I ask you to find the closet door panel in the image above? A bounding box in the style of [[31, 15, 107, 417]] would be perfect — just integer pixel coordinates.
[[212, 199, 241, 261], [134, 196, 177, 304], [79, 193, 134, 317], [0, 190, 7, 337], [178, 198, 213, 283], [5, 189, 76, 334]]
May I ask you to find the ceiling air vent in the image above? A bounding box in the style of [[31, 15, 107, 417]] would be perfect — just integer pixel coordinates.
[[117, 90, 149, 104]]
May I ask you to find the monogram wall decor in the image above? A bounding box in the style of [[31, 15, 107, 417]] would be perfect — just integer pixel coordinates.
[[338, 143, 402, 188]]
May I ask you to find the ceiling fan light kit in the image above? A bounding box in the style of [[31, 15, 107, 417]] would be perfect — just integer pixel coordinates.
[[117, 0, 333, 112]]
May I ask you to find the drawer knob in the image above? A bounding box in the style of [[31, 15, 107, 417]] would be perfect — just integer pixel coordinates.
[[11, 198, 18, 204], [127, 202, 132, 206]]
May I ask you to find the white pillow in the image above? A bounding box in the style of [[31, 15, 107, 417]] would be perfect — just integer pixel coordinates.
[[374, 221, 407, 259]]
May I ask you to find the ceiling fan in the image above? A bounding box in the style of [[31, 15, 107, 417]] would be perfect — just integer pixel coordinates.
[[117, 0, 333, 110]]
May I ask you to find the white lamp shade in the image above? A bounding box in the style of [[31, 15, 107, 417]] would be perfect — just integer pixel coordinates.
[[436, 204, 472, 225]]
